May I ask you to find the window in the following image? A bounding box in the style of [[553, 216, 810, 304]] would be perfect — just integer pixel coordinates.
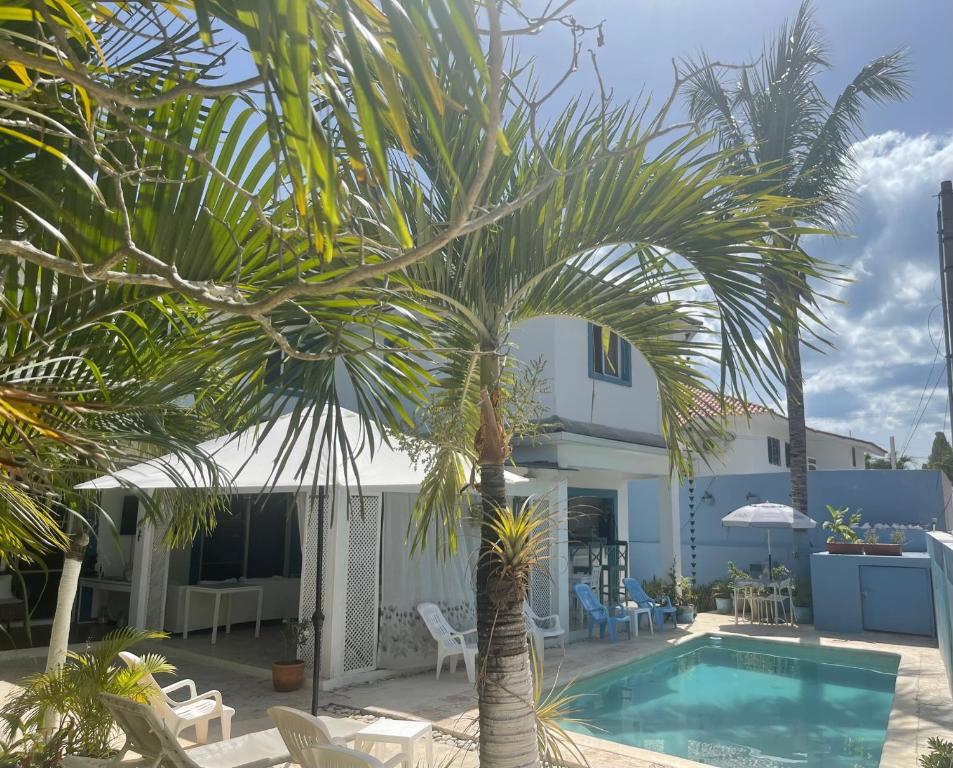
[[784, 442, 791, 468], [851, 446, 857, 467], [588, 324, 632, 386], [767, 437, 781, 466], [808, 457, 817, 471]]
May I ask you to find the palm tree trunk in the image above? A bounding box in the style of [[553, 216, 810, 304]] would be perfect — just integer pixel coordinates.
[[476, 345, 540, 768], [46, 530, 88, 672], [784, 307, 808, 517]]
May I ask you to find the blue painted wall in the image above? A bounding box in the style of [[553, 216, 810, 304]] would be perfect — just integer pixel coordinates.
[[927, 533, 953, 696], [810, 551, 934, 635], [629, 469, 950, 585]]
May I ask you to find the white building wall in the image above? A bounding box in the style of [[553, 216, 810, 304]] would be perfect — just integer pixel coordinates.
[[806, 433, 863, 470], [699, 414, 877, 476], [509, 316, 661, 435]]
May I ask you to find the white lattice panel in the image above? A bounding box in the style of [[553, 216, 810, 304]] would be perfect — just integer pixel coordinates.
[[298, 492, 331, 670], [145, 521, 170, 630], [343, 495, 381, 673], [530, 506, 554, 617]]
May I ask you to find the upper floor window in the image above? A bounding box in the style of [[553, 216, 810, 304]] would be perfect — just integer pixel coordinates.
[[808, 456, 817, 471], [767, 436, 782, 466], [588, 324, 632, 386]]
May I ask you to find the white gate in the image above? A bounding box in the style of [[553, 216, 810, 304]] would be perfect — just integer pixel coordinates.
[[343, 494, 382, 673]]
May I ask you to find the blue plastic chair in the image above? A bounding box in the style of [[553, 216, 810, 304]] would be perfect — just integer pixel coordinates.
[[573, 582, 631, 642], [623, 577, 678, 632]]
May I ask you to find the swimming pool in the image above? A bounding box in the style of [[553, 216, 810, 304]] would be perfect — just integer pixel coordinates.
[[562, 635, 899, 768]]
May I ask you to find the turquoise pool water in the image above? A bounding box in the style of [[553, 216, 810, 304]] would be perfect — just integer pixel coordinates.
[[562, 635, 899, 768]]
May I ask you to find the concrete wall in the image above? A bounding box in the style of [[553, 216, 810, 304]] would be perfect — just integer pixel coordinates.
[[509, 316, 661, 435], [927, 532, 953, 696], [629, 469, 952, 585], [811, 551, 934, 635]]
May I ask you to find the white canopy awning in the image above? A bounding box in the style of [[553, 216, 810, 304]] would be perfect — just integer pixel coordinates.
[[76, 407, 528, 494]]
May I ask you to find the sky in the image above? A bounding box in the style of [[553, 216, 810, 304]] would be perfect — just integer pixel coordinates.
[[512, 0, 953, 462]]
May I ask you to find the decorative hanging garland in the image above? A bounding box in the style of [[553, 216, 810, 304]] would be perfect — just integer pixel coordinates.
[[688, 477, 697, 582]]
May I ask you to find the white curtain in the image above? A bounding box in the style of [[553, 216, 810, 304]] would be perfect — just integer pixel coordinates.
[[377, 493, 478, 669]]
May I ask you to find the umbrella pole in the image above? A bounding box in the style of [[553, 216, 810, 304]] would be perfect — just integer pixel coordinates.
[[767, 529, 772, 577]]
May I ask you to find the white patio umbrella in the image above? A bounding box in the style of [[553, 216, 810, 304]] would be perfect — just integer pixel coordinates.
[[721, 501, 817, 574]]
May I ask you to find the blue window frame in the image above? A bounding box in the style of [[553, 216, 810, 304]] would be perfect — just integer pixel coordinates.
[[587, 324, 632, 386]]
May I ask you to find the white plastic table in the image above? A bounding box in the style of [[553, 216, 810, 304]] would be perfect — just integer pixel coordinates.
[[183, 584, 263, 644], [355, 719, 433, 768]]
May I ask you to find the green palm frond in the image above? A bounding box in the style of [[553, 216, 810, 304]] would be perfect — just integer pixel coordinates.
[[403, 68, 831, 547], [2, 628, 170, 758], [684, 0, 909, 227]]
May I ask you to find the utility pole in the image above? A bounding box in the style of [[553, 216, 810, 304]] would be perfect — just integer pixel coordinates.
[[937, 180, 953, 431]]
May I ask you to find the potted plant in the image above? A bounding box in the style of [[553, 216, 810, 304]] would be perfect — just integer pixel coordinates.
[[823, 505, 865, 554], [726, 561, 750, 612], [272, 618, 312, 692], [792, 581, 812, 624], [711, 579, 732, 614], [667, 561, 696, 624], [863, 526, 904, 556]]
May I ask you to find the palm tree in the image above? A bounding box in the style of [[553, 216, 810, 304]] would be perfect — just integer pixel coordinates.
[[1, 12, 431, 672], [404, 79, 828, 768], [684, 0, 909, 517]]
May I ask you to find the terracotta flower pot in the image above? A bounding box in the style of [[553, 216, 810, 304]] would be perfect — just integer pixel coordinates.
[[863, 543, 903, 556], [272, 660, 305, 692], [826, 542, 865, 554]]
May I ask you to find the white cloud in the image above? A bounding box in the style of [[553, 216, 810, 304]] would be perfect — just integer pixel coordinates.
[[801, 130, 953, 461]]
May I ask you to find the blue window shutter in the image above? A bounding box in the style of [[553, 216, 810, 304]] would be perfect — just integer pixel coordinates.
[[621, 341, 632, 385]]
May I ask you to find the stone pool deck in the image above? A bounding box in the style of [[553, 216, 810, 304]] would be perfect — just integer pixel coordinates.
[[1, 612, 947, 767]]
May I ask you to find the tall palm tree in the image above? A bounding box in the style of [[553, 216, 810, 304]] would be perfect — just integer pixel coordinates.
[[404, 79, 828, 768], [684, 0, 909, 516]]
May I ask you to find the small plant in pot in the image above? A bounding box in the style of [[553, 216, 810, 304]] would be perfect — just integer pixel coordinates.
[[726, 561, 750, 612], [668, 562, 696, 624], [272, 618, 312, 692], [823, 505, 865, 554], [863, 526, 904, 556], [792, 581, 812, 624], [711, 580, 732, 614]]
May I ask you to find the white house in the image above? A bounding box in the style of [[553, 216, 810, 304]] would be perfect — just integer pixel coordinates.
[[74, 315, 883, 687], [687, 388, 886, 476]]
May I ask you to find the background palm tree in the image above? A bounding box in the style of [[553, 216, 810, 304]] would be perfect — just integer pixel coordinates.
[[404, 73, 828, 768], [684, 0, 909, 517]]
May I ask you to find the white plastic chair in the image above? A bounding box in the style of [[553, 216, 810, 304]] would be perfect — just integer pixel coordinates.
[[267, 706, 364, 763], [119, 651, 234, 743], [523, 600, 566, 654], [100, 693, 289, 768], [302, 744, 403, 768], [757, 578, 794, 625], [416, 602, 476, 683]]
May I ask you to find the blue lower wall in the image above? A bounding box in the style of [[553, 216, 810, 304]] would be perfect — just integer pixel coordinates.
[[630, 469, 950, 586]]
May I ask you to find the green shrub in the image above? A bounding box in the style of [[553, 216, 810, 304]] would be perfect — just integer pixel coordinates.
[[921, 737, 953, 768], [0, 628, 170, 761]]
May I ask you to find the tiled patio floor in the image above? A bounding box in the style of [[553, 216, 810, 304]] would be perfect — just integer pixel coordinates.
[[1, 612, 948, 767]]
